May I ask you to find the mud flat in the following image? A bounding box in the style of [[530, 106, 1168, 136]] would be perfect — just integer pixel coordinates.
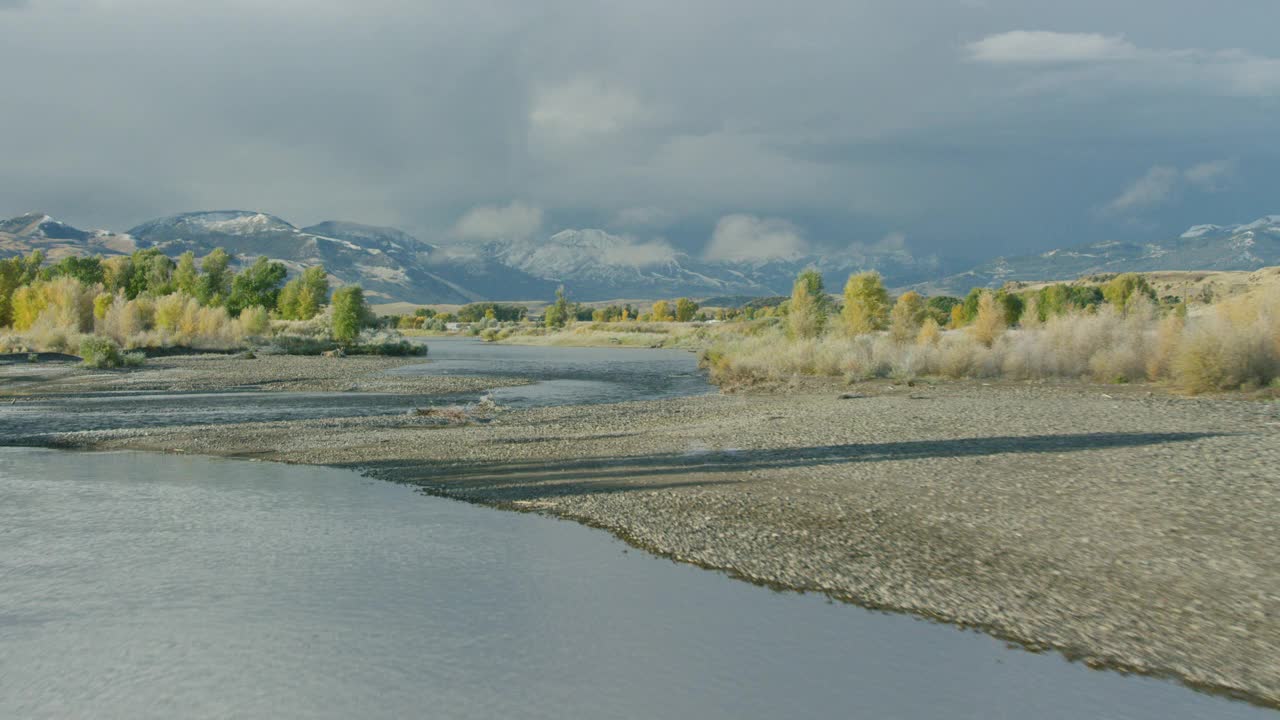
[[7, 362, 1279, 708]]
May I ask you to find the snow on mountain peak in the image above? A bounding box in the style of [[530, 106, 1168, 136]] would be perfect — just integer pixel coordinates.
[[1180, 224, 1221, 239], [1239, 215, 1280, 232], [495, 228, 681, 278], [1182, 215, 1280, 239]]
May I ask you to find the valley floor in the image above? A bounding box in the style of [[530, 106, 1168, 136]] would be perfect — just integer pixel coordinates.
[[5, 360, 1278, 708]]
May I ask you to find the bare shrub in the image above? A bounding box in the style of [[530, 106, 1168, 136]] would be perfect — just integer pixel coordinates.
[[1171, 291, 1279, 393], [702, 288, 1278, 393]]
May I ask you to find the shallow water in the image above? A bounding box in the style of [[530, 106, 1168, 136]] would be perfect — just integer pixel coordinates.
[[1, 340, 710, 440], [391, 337, 714, 407], [0, 448, 1268, 720]]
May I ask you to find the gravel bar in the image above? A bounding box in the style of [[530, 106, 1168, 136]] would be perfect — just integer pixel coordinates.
[[9, 371, 1280, 708]]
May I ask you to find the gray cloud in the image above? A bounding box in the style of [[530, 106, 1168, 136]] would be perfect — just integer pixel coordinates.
[[1103, 160, 1238, 216], [968, 29, 1280, 98], [968, 31, 1139, 63], [1, 0, 1278, 264]]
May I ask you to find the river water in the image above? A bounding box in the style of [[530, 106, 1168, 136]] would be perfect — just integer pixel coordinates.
[[1, 339, 712, 440], [0, 343, 1271, 718]]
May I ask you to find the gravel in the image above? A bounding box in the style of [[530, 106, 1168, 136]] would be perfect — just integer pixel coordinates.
[[0, 353, 528, 395], [8, 369, 1280, 708]]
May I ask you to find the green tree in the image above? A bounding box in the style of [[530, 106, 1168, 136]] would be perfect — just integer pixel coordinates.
[[457, 302, 527, 322], [294, 285, 321, 320], [297, 266, 329, 317], [0, 256, 25, 327], [545, 286, 570, 328], [227, 256, 287, 315], [331, 285, 367, 344], [122, 249, 173, 298], [840, 271, 889, 335], [143, 252, 175, 296], [20, 250, 44, 284], [46, 256, 104, 285], [102, 255, 134, 295], [198, 248, 233, 306], [277, 266, 328, 320], [961, 287, 985, 323], [788, 268, 828, 339], [925, 295, 962, 326], [276, 280, 300, 319], [173, 252, 200, 296], [994, 290, 1024, 325], [675, 297, 699, 322], [1102, 273, 1156, 310]]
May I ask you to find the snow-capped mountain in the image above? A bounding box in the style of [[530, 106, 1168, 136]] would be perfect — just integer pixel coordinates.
[[0, 212, 135, 260], [916, 215, 1280, 296], [6, 210, 1279, 303], [462, 228, 946, 299], [127, 211, 474, 303], [477, 229, 772, 299]]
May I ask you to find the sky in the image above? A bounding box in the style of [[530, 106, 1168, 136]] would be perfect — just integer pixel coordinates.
[[2, 0, 1278, 266]]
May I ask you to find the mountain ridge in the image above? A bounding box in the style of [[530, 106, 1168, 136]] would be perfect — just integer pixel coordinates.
[[912, 215, 1280, 296], [4, 210, 1279, 303]]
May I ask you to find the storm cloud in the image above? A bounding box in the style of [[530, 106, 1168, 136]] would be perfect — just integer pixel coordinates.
[[2, 0, 1278, 263]]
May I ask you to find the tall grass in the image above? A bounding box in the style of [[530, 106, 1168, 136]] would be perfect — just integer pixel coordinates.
[[702, 290, 1280, 393]]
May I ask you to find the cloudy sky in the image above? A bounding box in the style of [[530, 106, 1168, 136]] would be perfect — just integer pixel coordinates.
[[2, 0, 1277, 265]]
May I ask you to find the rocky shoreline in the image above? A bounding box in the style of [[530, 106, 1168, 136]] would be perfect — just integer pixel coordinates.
[[3, 357, 1278, 708]]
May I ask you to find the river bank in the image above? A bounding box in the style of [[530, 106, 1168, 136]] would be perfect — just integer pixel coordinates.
[[0, 353, 529, 395], [3, 353, 1278, 708]]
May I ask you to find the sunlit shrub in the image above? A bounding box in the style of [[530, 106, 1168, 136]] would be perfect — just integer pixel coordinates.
[[701, 288, 1280, 393], [80, 336, 126, 369]]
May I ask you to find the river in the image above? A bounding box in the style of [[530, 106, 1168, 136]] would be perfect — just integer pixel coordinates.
[[0, 342, 1270, 718]]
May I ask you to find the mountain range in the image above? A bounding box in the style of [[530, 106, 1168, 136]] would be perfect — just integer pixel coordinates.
[[3, 210, 1279, 303], [914, 216, 1280, 296]]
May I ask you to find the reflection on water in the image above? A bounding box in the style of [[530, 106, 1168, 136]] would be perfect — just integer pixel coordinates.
[[391, 337, 713, 407], [0, 448, 1267, 720]]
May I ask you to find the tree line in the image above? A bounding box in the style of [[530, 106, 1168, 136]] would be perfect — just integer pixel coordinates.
[[1, 248, 372, 345], [783, 268, 1163, 345]]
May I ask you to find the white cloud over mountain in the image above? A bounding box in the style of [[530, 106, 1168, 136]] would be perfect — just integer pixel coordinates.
[[1104, 161, 1238, 215], [452, 202, 543, 242], [705, 214, 807, 263]]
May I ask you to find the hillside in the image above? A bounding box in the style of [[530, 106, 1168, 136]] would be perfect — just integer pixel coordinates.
[[916, 216, 1280, 296], [0, 212, 136, 260], [127, 212, 478, 304]]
